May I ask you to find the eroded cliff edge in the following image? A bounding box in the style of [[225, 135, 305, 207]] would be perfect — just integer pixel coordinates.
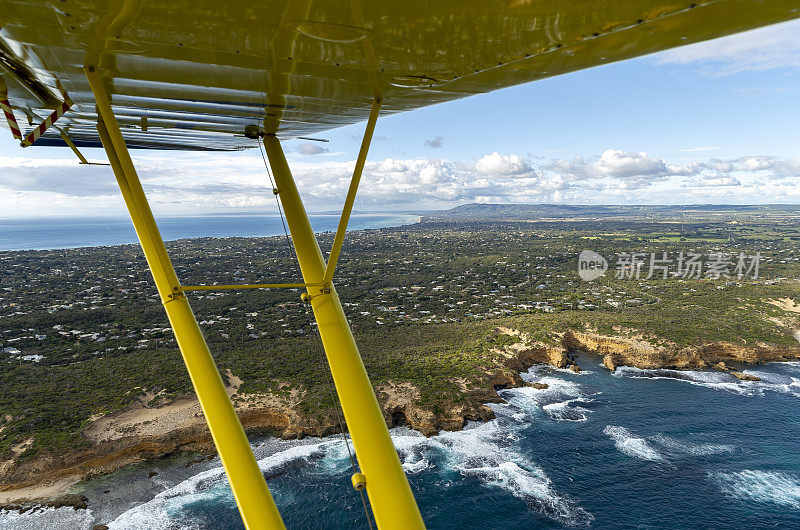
[[2, 323, 799, 506]]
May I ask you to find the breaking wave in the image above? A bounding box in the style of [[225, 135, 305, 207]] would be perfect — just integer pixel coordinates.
[[0, 507, 96, 530], [603, 425, 664, 461], [109, 442, 335, 529], [542, 399, 592, 422], [604, 426, 735, 463], [614, 366, 800, 398], [712, 470, 800, 508], [107, 371, 596, 529], [390, 411, 594, 526], [9, 360, 800, 529], [434, 421, 593, 526], [504, 368, 598, 423], [649, 434, 734, 456]]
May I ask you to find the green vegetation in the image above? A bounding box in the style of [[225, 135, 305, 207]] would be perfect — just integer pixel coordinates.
[[2, 207, 800, 461]]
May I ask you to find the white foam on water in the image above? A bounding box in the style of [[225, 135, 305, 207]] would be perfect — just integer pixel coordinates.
[[523, 364, 592, 381], [613, 366, 776, 397], [91, 371, 596, 529], [712, 470, 800, 508], [390, 429, 433, 474], [500, 375, 589, 423], [0, 507, 95, 530], [615, 364, 800, 398], [383, 394, 595, 526], [435, 420, 594, 526], [737, 369, 800, 398], [649, 434, 734, 456], [108, 440, 334, 529], [545, 366, 594, 376], [458, 460, 593, 526], [401, 456, 431, 474], [542, 399, 591, 422], [782, 362, 800, 372], [314, 441, 354, 474], [603, 425, 663, 461]]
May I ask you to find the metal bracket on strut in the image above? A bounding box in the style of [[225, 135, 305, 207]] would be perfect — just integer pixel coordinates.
[[244, 124, 264, 139], [165, 286, 186, 303], [245, 124, 328, 143], [300, 285, 332, 304]]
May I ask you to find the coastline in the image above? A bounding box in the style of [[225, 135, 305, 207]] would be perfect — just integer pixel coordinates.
[[2, 325, 799, 510], [0, 213, 421, 252]]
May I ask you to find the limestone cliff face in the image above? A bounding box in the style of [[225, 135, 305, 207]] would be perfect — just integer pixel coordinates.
[[562, 331, 800, 371], [377, 381, 495, 437], [0, 423, 212, 491], [0, 377, 344, 496], [374, 330, 566, 437], [0, 400, 328, 493]]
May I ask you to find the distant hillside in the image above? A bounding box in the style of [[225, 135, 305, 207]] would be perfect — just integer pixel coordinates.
[[422, 203, 800, 222]]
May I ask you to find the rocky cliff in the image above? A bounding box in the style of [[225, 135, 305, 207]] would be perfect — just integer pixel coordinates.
[[4, 324, 799, 506], [561, 330, 800, 372], [0, 333, 545, 503]]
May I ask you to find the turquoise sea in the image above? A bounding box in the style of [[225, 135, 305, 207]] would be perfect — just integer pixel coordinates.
[[4, 355, 800, 529]]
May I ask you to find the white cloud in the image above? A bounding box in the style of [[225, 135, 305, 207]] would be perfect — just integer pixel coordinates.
[[656, 18, 800, 75], [424, 136, 444, 148], [593, 150, 672, 179], [2, 149, 800, 215], [771, 158, 800, 178], [674, 146, 721, 152], [0, 156, 118, 196], [543, 149, 699, 189], [474, 153, 534, 176], [694, 175, 741, 187], [735, 156, 775, 172], [704, 158, 735, 173], [296, 143, 329, 155]]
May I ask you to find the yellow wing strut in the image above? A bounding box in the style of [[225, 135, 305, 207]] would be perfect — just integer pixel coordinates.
[[263, 125, 425, 529], [86, 65, 285, 530], [322, 98, 382, 286], [85, 62, 423, 528]]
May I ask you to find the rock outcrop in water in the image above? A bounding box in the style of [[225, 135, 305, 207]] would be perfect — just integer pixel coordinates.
[[730, 371, 762, 381]]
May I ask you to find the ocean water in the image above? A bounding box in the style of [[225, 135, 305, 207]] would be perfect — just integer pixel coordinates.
[[6, 356, 800, 529], [0, 214, 420, 251]]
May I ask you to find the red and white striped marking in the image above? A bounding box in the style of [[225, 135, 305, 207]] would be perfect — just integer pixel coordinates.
[[19, 95, 73, 147], [0, 97, 22, 141]]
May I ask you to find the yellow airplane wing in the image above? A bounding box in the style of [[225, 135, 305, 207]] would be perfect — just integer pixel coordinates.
[[1, 0, 798, 151]]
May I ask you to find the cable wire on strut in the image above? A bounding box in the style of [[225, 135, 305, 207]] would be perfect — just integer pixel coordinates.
[[256, 138, 374, 529], [304, 302, 374, 530], [258, 140, 295, 264]]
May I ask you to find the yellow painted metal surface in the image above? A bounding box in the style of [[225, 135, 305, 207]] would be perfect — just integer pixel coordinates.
[[180, 283, 311, 292], [88, 67, 286, 530], [263, 134, 426, 529], [323, 97, 381, 286], [54, 126, 89, 163], [0, 0, 798, 149]]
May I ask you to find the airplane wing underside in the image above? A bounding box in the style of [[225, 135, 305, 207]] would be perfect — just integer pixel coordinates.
[[0, 0, 798, 151]]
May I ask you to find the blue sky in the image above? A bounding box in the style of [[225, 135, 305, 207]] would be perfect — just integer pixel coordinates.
[[1, 19, 799, 217]]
